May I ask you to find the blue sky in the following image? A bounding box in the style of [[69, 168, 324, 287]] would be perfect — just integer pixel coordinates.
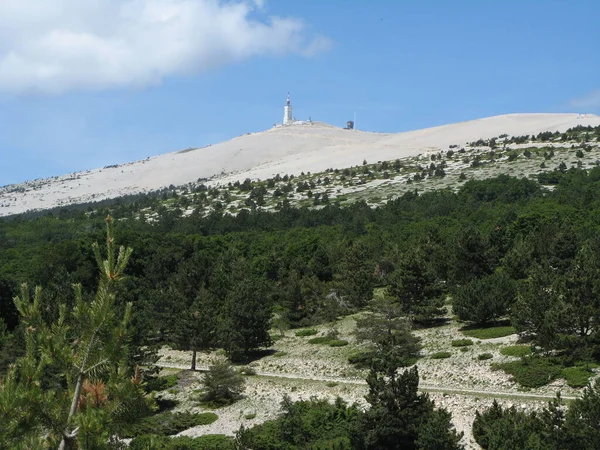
[[1, 0, 599, 186]]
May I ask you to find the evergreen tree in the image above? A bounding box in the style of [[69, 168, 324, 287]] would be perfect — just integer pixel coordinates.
[[354, 294, 421, 368], [198, 358, 245, 406], [352, 364, 463, 450], [0, 216, 151, 449], [172, 286, 219, 370], [448, 227, 494, 286], [562, 379, 600, 448], [333, 241, 376, 309], [453, 271, 516, 324], [388, 247, 444, 323], [218, 274, 272, 361], [511, 264, 565, 350]]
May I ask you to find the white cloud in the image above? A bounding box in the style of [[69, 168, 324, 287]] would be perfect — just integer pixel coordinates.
[[570, 90, 600, 110], [0, 0, 331, 94]]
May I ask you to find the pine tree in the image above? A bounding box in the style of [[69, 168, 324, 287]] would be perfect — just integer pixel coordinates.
[[388, 246, 445, 324], [0, 216, 151, 449], [354, 294, 421, 368], [352, 364, 463, 449], [171, 286, 218, 370]]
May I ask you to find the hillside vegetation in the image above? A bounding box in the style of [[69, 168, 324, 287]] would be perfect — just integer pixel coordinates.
[[1, 124, 600, 448]]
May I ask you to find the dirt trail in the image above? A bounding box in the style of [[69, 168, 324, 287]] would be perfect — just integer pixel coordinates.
[[155, 361, 579, 402]]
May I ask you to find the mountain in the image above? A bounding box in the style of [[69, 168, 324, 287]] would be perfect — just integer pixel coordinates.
[[1, 113, 599, 217]]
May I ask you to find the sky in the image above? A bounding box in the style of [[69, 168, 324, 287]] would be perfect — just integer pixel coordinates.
[[0, 0, 599, 186]]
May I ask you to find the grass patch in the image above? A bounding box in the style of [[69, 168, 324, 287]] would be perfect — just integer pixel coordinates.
[[295, 329, 318, 337], [461, 325, 516, 340], [495, 357, 562, 388], [120, 412, 218, 438], [562, 367, 594, 388], [500, 345, 532, 357], [273, 351, 288, 358], [328, 339, 349, 347], [325, 382, 339, 387], [430, 351, 452, 359], [451, 339, 474, 347], [478, 353, 493, 361]]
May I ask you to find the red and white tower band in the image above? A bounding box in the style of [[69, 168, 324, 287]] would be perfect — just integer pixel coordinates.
[[283, 92, 293, 125]]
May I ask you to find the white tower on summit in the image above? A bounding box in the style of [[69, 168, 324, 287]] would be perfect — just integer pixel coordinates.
[[283, 93, 293, 125]]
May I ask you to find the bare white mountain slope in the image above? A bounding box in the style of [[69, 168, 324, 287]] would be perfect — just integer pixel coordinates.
[[2, 113, 599, 217]]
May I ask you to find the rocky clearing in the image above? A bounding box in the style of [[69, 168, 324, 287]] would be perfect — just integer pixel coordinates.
[[155, 311, 597, 449]]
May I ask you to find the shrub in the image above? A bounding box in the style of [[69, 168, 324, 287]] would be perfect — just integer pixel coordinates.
[[495, 357, 561, 388], [295, 329, 318, 337], [348, 350, 418, 368], [129, 434, 234, 450], [451, 339, 474, 347], [308, 337, 331, 345], [326, 382, 339, 387], [462, 325, 516, 339], [328, 339, 349, 347], [120, 412, 218, 438], [144, 374, 179, 393], [430, 351, 452, 359], [500, 346, 532, 357], [478, 353, 493, 361], [562, 367, 594, 388], [198, 360, 245, 407]]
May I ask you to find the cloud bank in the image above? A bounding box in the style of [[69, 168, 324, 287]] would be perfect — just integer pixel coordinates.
[[0, 0, 331, 94]]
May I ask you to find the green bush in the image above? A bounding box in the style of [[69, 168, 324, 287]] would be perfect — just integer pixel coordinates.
[[295, 329, 318, 337], [430, 351, 452, 359], [120, 412, 219, 438], [495, 357, 562, 388], [144, 374, 179, 393], [328, 339, 349, 347], [462, 325, 516, 339], [500, 345, 532, 357], [240, 397, 357, 449], [348, 350, 418, 368], [198, 360, 246, 407], [562, 367, 594, 388], [308, 337, 331, 345], [478, 353, 493, 361], [129, 434, 234, 450], [451, 339, 474, 347]]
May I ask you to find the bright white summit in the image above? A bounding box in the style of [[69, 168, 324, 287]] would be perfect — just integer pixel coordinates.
[[1, 112, 599, 217]]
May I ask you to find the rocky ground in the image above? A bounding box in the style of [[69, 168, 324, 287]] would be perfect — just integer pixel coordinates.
[[155, 311, 597, 449]]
